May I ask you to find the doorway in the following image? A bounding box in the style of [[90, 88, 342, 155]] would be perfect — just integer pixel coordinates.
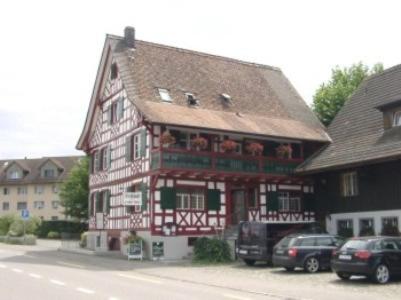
[[231, 190, 247, 225]]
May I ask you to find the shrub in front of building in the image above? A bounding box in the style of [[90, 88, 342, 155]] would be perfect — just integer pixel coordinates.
[[36, 220, 88, 238], [47, 231, 61, 239], [8, 216, 41, 237], [193, 237, 232, 263], [0, 215, 16, 236]]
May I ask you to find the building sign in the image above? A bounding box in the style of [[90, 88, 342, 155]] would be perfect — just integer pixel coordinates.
[[124, 192, 142, 206], [152, 241, 164, 259], [128, 240, 143, 260]]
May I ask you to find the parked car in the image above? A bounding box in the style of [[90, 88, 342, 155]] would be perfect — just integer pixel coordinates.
[[237, 221, 324, 266], [331, 236, 401, 284], [272, 233, 343, 273]]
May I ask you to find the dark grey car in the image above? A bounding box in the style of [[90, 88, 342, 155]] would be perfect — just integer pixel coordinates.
[[272, 234, 343, 273]]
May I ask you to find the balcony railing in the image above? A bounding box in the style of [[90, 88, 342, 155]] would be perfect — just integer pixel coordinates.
[[151, 148, 302, 176]]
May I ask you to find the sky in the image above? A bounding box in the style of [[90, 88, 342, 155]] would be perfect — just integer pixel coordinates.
[[1, 0, 401, 159]]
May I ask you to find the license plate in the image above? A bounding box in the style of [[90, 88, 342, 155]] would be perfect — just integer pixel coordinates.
[[276, 250, 284, 254], [339, 254, 352, 260], [239, 250, 248, 255]]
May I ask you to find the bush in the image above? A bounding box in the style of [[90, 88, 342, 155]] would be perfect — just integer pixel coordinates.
[[8, 219, 24, 237], [36, 220, 87, 238], [338, 227, 354, 238], [193, 237, 232, 263], [0, 215, 16, 235], [381, 225, 400, 236], [5, 235, 36, 245], [47, 231, 61, 239], [359, 227, 375, 237], [7, 216, 41, 237]]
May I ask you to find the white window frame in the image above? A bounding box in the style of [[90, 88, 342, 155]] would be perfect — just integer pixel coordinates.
[[43, 169, 55, 178], [393, 111, 401, 127], [9, 170, 21, 179], [17, 202, 27, 210], [158, 88, 172, 102], [17, 187, 27, 195], [2, 202, 10, 210], [34, 201, 45, 210], [176, 190, 205, 210], [382, 216, 399, 228], [341, 171, 358, 197], [52, 201, 59, 209], [35, 186, 44, 194], [52, 185, 59, 194], [278, 191, 301, 212]]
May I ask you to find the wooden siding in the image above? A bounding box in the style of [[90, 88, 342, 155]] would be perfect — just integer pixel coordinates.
[[314, 160, 401, 215]]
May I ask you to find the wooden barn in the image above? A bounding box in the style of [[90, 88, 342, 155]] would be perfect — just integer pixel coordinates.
[[76, 27, 329, 259]]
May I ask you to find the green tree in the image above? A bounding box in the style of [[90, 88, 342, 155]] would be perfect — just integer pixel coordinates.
[[312, 62, 383, 126], [59, 157, 89, 222]]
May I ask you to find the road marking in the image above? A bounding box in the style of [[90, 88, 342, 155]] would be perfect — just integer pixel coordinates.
[[29, 273, 42, 279], [222, 294, 251, 300], [76, 287, 95, 294], [0, 263, 7, 268], [12, 268, 23, 273], [109, 297, 120, 300], [117, 273, 163, 284], [50, 279, 66, 286], [57, 261, 85, 269]]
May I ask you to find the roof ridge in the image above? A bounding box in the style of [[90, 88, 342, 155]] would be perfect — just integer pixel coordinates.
[[364, 63, 401, 82], [107, 34, 281, 72]]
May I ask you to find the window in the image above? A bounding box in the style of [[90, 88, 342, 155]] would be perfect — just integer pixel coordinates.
[[34, 186, 44, 194], [3, 187, 10, 195], [94, 151, 100, 172], [393, 111, 401, 127], [101, 147, 107, 170], [133, 134, 141, 160], [17, 187, 27, 195], [337, 219, 353, 233], [43, 169, 55, 178], [248, 188, 258, 208], [185, 93, 198, 106], [110, 63, 118, 80], [382, 217, 398, 228], [176, 189, 205, 210], [158, 88, 171, 102], [9, 170, 21, 179], [341, 171, 358, 196], [17, 202, 27, 210], [2, 202, 9, 211], [51, 216, 59, 221], [316, 237, 335, 247], [298, 238, 315, 247], [359, 218, 375, 235], [52, 185, 59, 194], [52, 201, 60, 209], [278, 192, 301, 212], [34, 201, 45, 209]]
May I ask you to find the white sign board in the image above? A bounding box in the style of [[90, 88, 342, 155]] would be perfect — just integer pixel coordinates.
[[124, 192, 142, 206]]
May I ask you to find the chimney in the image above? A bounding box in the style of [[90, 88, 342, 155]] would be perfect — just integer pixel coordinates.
[[124, 26, 135, 48]]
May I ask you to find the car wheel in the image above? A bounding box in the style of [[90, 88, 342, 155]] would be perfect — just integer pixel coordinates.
[[285, 267, 295, 272], [336, 272, 351, 280], [304, 257, 320, 273], [244, 259, 255, 266], [372, 264, 390, 284]]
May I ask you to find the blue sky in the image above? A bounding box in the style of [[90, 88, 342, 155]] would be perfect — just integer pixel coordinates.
[[1, 0, 401, 159]]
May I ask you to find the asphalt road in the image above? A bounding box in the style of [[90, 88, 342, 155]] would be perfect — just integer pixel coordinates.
[[0, 242, 272, 300]]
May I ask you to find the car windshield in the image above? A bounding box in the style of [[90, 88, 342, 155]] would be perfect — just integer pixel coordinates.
[[276, 236, 295, 248], [340, 240, 370, 251]]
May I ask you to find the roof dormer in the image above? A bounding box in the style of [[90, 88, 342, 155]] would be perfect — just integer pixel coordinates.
[[375, 98, 401, 130], [5, 162, 29, 180], [38, 159, 64, 179]]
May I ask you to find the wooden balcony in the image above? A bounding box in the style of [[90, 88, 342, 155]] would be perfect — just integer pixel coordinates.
[[151, 148, 302, 178]]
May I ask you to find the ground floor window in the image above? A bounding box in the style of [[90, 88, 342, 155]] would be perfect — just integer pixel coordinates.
[[248, 188, 258, 208], [2, 202, 9, 211], [176, 189, 205, 210], [337, 219, 354, 237], [278, 192, 301, 212], [17, 202, 27, 210], [381, 217, 399, 235], [359, 218, 375, 236]]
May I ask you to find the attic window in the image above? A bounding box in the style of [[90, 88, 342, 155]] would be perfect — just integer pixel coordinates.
[[221, 93, 232, 103], [110, 63, 118, 80], [185, 93, 199, 106], [158, 88, 172, 102], [393, 111, 401, 127]]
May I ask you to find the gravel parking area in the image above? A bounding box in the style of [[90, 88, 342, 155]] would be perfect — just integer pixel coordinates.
[[138, 261, 401, 300]]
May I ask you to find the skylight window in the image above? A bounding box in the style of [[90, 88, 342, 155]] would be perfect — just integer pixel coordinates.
[[393, 111, 401, 127], [185, 93, 199, 106], [221, 93, 232, 103], [158, 88, 172, 102]]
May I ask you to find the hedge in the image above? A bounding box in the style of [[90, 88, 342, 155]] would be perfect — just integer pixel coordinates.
[[193, 237, 232, 263], [0, 235, 36, 245], [36, 221, 87, 238]]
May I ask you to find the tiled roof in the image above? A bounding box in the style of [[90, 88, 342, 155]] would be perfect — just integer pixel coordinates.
[[297, 64, 401, 173], [77, 34, 329, 149], [0, 156, 83, 185], [112, 37, 328, 142]]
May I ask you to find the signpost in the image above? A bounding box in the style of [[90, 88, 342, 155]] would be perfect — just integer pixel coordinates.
[[21, 209, 29, 242], [123, 192, 142, 206]]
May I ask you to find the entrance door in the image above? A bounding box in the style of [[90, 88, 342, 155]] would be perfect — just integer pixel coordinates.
[[231, 190, 247, 225]]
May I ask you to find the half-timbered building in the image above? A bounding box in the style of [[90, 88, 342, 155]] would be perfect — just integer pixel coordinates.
[[77, 27, 330, 259], [298, 64, 401, 237]]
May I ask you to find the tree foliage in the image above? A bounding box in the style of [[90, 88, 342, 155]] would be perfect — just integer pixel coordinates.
[[312, 62, 383, 126], [59, 157, 89, 222]]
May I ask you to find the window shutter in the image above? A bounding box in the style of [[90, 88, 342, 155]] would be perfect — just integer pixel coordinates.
[[160, 187, 176, 209], [94, 192, 100, 214], [303, 193, 315, 211], [140, 128, 147, 157], [141, 182, 148, 211], [126, 136, 132, 162], [107, 107, 112, 125], [267, 191, 279, 211], [207, 189, 221, 211], [107, 145, 112, 169], [104, 190, 111, 214]]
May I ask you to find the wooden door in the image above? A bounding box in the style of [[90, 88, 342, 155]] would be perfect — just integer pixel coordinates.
[[231, 190, 247, 224]]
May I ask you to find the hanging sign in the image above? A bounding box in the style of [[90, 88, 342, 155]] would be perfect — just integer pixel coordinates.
[[124, 192, 142, 206]]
